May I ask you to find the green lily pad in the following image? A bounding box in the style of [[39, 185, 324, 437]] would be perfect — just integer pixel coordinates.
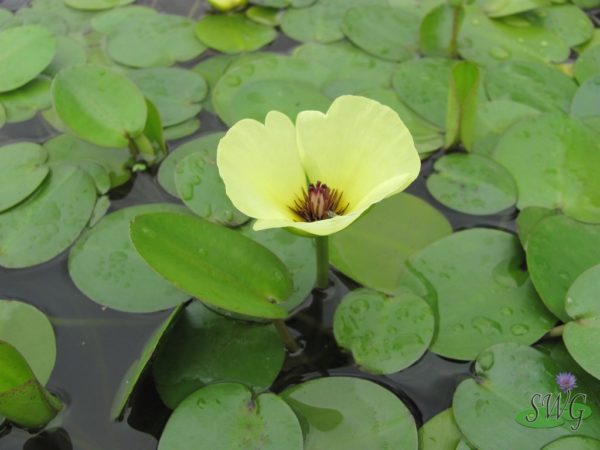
[[0, 77, 51, 123], [333, 288, 434, 374], [52, 65, 147, 148], [571, 75, 600, 134], [130, 212, 293, 319], [563, 265, 600, 381], [0, 25, 56, 93], [493, 113, 600, 223], [158, 383, 303, 450], [406, 228, 556, 360], [153, 302, 285, 409], [392, 57, 454, 129], [194, 14, 277, 54], [426, 153, 517, 215], [575, 45, 600, 85], [516, 207, 558, 248], [453, 343, 600, 450], [240, 223, 316, 313], [0, 142, 49, 213], [158, 132, 225, 197], [485, 61, 577, 114], [249, 0, 316, 6], [282, 377, 418, 450], [419, 409, 463, 450], [526, 214, 600, 322], [63, 0, 134, 11], [69, 204, 191, 313], [163, 118, 201, 141], [525, 5, 593, 48], [212, 55, 332, 127], [44, 35, 87, 77], [106, 13, 206, 68], [330, 193, 452, 294], [457, 6, 569, 66], [280, 0, 387, 44], [0, 165, 96, 269], [90, 5, 156, 33], [111, 304, 183, 420], [128, 67, 207, 127], [44, 134, 132, 188], [175, 151, 248, 227], [476, 0, 551, 17], [246, 6, 281, 26], [341, 5, 419, 62], [543, 436, 600, 450], [0, 299, 55, 385], [27, 0, 95, 33]]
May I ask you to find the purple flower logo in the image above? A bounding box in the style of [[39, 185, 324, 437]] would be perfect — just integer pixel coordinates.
[[556, 372, 577, 393]]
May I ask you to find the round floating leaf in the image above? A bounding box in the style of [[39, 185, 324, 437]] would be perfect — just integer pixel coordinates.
[[52, 65, 147, 148], [419, 409, 463, 450], [528, 5, 593, 48], [0, 25, 56, 93], [240, 223, 316, 312], [129, 67, 207, 127], [0, 165, 96, 269], [453, 343, 600, 450], [0, 300, 55, 385], [516, 207, 558, 248], [159, 383, 303, 450], [571, 75, 600, 134], [63, 0, 134, 11], [543, 436, 600, 450], [154, 302, 285, 409], [0, 142, 49, 213], [333, 289, 434, 374], [69, 204, 191, 313], [163, 118, 200, 141], [130, 213, 293, 319], [407, 228, 556, 360], [426, 153, 517, 215], [575, 45, 600, 85], [175, 151, 248, 227], [493, 113, 600, 223], [477, 0, 551, 17], [330, 193, 452, 294], [282, 377, 418, 450], [457, 6, 569, 66], [0, 77, 51, 124], [527, 214, 600, 323], [485, 61, 577, 113], [44, 35, 87, 77], [111, 304, 183, 420], [392, 57, 454, 129], [341, 5, 419, 62], [195, 14, 276, 54], [563, 265, 600, 381], [91, 6, 156, 33], [246, 6, 281, 26], [213, 55, 332, 127]]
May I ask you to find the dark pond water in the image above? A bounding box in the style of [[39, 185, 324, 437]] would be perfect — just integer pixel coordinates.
[[0, 0, 558, 449]]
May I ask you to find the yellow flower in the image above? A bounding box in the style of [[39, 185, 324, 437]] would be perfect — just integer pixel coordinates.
[[208, 0, 247, 12], [217, 95, 421, 236]]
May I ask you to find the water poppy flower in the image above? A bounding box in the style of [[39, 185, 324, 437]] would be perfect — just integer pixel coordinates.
[[217, 95, 421, 236]]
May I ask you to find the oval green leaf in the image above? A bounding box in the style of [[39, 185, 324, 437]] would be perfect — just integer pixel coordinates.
[[419, 408, 463, 450], [64, 0, 134, 11], [195, 14, 277, 54]]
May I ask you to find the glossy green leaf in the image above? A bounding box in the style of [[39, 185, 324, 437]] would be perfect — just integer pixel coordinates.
[[527, 214, 600, 322], [142, 98, 166, 157], [420, 4, 464, 57], [0, 25, 56, 93], [163, 118, 200, 141], [543, 436, 600, 450], [571, 75, 600, 134], [563, 265, 600, 381], [0, 77, 51, 123], [446, 61, 480, 149], [52, 65, 147, 148], [453, 343, 600, 450], [44, 35, 86, 77], [427, 153, 517, 215], [526, 5, 593, 48], [493, 113, 600, 223], [341, 5, 419, 62], [0, 300, 55, 385], [26, 0, 95, 33], [334, 289, 434, 374], [130, 212, 293, 319], [90, 5, 156, 33], [476, 0, 550, 17], [175, 151, 248, 226], [129, 67, 207, 127], [406, 228, 556, 360], [282, 377, 418, 450], [0, 142, 49, 213], [246, 6, 281, 26], [575, 45, 600, 85], [69, 204, 191, 313], [153, 302, 284, 409], [419, 409, 463, 450], [516, 207, 558, 248], [330, 193, 452, 294], [0, 165, 96, 269], [195, 14, 276, 54], [63, 0, 134, 11]]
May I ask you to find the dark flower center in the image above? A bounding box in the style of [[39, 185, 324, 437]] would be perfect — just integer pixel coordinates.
[[290, 181, 349, 222]]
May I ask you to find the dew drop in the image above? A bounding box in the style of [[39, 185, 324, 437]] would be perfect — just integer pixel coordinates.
[[511, 324, 529, 336]]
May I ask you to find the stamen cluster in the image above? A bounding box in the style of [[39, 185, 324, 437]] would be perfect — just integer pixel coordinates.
[[291, 181, 348, 222]]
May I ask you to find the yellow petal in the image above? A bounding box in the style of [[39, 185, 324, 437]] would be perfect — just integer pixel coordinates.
[[254, 212, 363, 236], [217, 111, 306, 221], [296, 95, 421, 212]]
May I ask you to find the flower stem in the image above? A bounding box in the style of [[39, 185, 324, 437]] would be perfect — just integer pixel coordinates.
[[131, 134, 157, 164], [315, 236, 329, 290], [273, 320, 300, 353]]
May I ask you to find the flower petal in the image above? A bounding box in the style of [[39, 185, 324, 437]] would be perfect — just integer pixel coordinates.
[[254, 212, 363, 236], [217, 111, 306, 220], [296, 95, 421, 212]]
